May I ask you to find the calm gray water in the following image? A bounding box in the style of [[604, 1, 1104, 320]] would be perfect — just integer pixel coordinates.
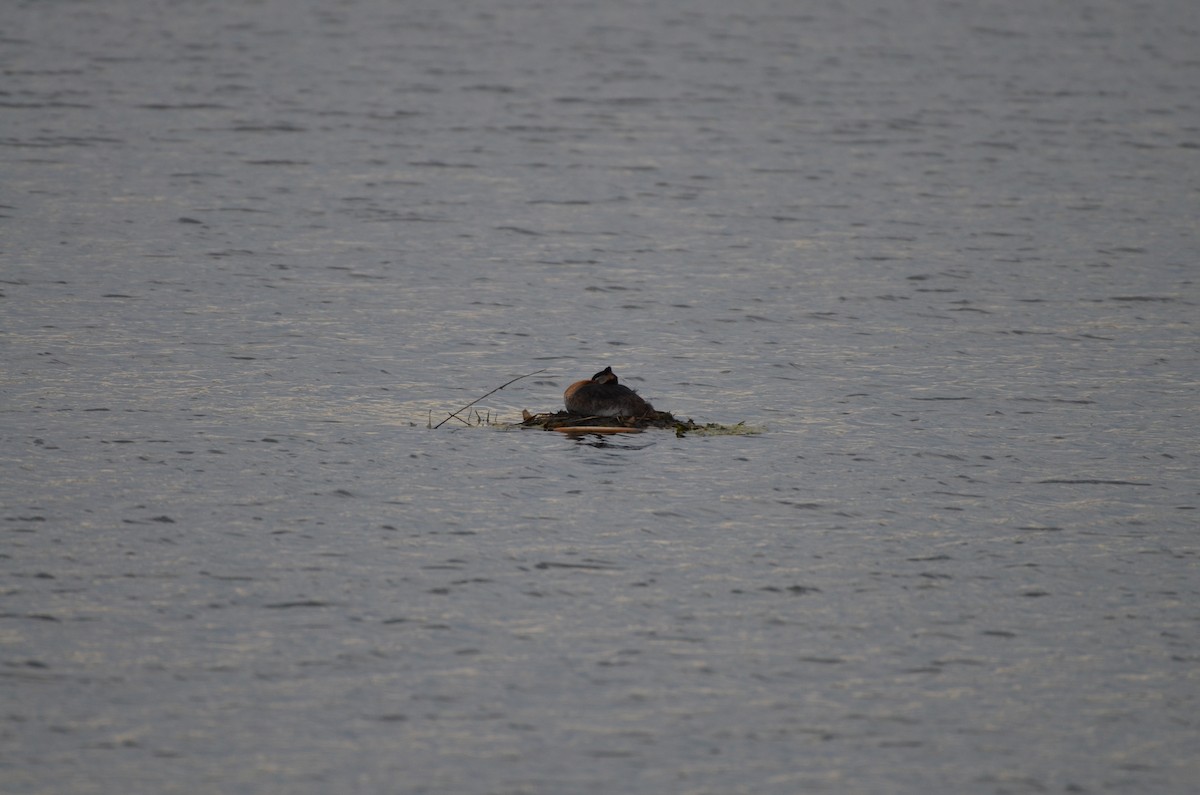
[[3, 0, 1198, 792]]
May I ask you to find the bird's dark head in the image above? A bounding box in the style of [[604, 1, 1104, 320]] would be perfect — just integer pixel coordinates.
[[591, 366, 617, 384]]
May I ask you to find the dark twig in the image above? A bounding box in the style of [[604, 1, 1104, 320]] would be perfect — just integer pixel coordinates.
[[434, 368, 548, 429]]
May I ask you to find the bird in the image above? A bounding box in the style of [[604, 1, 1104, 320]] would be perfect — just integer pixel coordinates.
[[563, 366, 655, 417]]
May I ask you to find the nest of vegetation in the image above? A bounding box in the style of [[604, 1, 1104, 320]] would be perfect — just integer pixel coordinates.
[[517, 409, 758, 437], [429, 368, 760, 436]]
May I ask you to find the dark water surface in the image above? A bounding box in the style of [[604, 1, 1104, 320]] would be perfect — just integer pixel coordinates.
[[3, 0, 1198, 792]]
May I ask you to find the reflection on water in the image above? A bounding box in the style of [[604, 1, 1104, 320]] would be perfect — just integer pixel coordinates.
[[2, 0, 1198, 792], [569, 433, 657, 452]]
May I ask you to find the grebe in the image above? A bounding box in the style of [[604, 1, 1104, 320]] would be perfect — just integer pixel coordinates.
[[563, 366, 655, 417]]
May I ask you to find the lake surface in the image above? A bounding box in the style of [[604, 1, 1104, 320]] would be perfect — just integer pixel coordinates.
[[3, 0, 1198, 792]]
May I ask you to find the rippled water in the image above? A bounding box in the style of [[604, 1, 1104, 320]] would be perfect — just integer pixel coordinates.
[[3, 0, 1198, 792]]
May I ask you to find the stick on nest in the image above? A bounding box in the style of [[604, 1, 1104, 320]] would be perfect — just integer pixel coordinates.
[[521, 409, 685, 430], [518, 409, 756, 437]]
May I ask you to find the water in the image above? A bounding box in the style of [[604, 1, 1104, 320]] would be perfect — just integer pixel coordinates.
[[2, 0, 1198, 792]]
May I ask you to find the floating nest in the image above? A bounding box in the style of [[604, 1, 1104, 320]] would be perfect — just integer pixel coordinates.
[[516, 409, 759, 437], [429, 368, 760, 436]]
